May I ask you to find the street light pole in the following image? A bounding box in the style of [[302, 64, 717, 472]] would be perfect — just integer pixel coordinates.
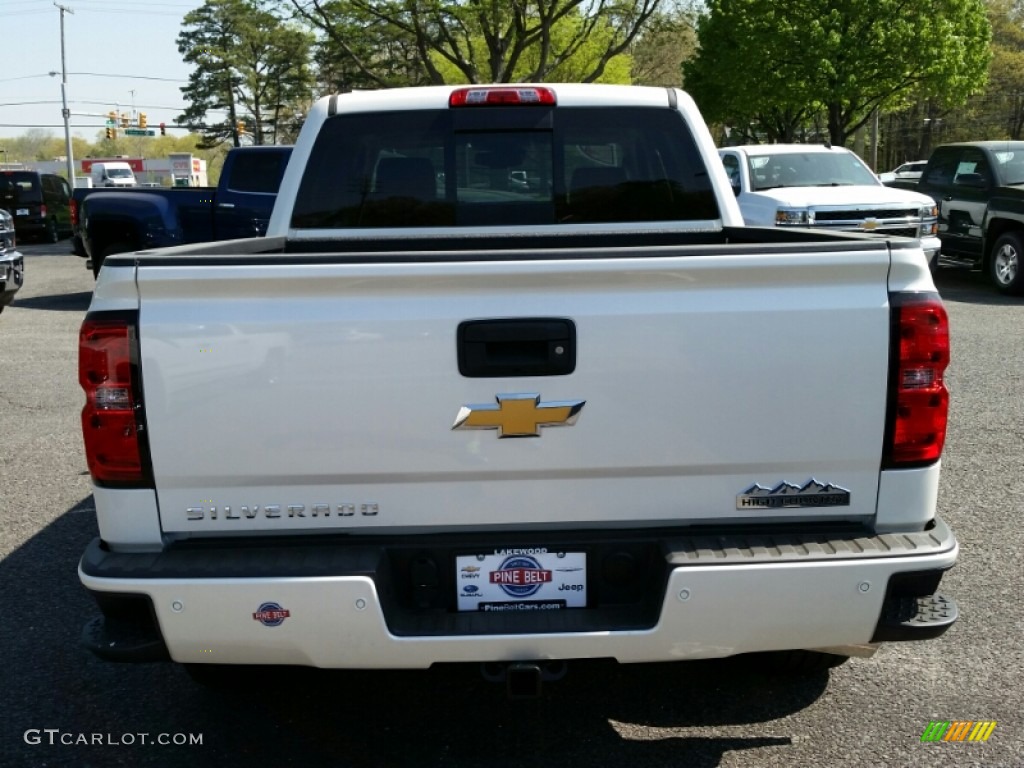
[[55, 3, 76, 187]]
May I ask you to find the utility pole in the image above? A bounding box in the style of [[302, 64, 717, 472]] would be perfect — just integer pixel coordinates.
[[55, 2, 76, 186], [871, 107, 879, 172]]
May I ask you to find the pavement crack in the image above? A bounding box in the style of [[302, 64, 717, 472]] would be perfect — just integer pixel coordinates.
[[0, 393, 46, 412]]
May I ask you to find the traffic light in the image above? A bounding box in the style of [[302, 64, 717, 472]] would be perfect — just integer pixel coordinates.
[[107, 110, 117, 125], [237, 120, 246, 135], [139, 112, 147, 129], [121, 113, 130, 128], [105, 127, 116, 140], [159, 122, 166, 136]]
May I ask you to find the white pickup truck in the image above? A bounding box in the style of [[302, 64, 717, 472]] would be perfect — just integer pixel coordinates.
[[720, 144, 942, 268], [77, 84, 958, 692]]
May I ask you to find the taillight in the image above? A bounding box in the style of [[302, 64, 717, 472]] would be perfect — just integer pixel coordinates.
[[449, 86, 556, 107], [79, 313, 150, 486], [70, 198, 78, 227], [884, 293, 949, 467], [40, 204, 47, 218]]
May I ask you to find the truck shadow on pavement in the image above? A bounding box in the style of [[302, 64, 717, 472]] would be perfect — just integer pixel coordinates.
[[0, 498, 827, 768], [11, 291, 92, 313], [933, 266, 1023, 306]]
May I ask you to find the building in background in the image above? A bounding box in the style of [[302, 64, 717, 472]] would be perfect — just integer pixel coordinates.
[[31, 155, 208, 187]]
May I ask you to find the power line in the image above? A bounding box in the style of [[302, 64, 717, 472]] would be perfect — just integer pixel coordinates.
[[0, 100, 190, 109], [63, 71, 187, 83], [1, 72, 188, 84], [0, 122, 198, 130], [76, 8, 193, 16], [0, 74, 55, 83]]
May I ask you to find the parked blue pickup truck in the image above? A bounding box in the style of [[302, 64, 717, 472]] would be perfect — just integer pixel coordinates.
[[74, 145, 291, 277]]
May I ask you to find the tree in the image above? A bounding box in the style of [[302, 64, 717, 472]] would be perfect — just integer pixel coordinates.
[[684, 0, 992, 146], [630, 3, 697, 87], [428, 8, 633, 84], [980, 0, 1024, 139], [292, 0, 428, 91], [178, 0, 314, 148], [6, 129, 57, 162], [291, 0, 661, 86], [865, 1, 1020, 168]]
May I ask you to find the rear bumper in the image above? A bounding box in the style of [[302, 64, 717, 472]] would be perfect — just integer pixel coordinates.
[[13, 219, 46, 237], [79, 519, 959, 668]]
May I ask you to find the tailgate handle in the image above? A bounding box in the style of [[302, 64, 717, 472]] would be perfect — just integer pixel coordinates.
[[458, 318, 576, 377]]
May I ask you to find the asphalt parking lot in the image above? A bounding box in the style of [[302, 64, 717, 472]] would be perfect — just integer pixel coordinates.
[[0, 241, 1021, 768]]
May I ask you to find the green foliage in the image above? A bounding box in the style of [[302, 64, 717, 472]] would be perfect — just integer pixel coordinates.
[[178, 0, 314, 148], [981, 0, 1024, 138], [1, 130, 54, 164], [289, 0, 428, 90], [291, 0, 659, 86], [630, 5, 698, 87], [684, 0, 991, 145], [428, 9, 633, 84]]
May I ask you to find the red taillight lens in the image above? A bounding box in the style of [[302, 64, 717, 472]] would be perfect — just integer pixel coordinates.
[[40, 204, 47, 218], [885, 293, 949, 466], [449, 87, 556, 107], [70, 198, 78, 227], [79, 316, 147, 485]]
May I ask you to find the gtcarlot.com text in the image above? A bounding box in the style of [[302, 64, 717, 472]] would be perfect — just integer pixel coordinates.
[[24, 729, 203, 747]]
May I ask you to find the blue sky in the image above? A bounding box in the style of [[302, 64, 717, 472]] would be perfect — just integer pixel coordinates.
[[0, 0, 207, 140]]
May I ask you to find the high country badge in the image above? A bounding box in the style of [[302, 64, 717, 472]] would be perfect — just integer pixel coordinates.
[[737, 479, 851, 509]]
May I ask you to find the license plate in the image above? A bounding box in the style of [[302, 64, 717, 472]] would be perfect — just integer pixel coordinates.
[[456, 550, 586, 612], [16, 209, 28, 216]]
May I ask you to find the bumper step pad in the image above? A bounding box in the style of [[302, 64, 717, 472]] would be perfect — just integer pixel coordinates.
[[872, 593, 959, 642]]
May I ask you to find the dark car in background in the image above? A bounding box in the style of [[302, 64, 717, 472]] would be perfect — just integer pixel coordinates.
[[75, 145, 292, 277], [0, 207, 23, 313], [0, 170, 73, 243], [885, 141, 1024, 294]]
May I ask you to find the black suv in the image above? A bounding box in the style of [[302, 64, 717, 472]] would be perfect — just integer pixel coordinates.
[[0, 170, 73, 243]]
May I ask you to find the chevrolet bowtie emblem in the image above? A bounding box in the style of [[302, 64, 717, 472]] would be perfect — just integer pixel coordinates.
[[452, 393, 585, 438]]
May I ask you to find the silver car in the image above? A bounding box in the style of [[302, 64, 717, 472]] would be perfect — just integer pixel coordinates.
[[0, 207, 24, 314]]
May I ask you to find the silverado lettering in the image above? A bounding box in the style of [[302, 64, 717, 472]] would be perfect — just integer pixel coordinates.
[[186, 503, 376, 520]]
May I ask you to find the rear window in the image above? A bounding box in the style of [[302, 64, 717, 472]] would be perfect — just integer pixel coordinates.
[[228, 152, 287, 194], [0, 172, 43, 205], [921, 149, 959, 187], [990, 144, 1024, 185], [291, 107, 718, 229]]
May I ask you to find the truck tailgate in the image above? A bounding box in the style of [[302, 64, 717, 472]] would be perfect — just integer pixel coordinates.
[[137, 247, 892, 535]]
